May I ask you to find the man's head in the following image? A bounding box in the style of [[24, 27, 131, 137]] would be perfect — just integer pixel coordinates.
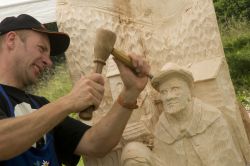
[[151, 63, 194, 115], [0, 14, 70, 56], [0, 14, 70, 88]]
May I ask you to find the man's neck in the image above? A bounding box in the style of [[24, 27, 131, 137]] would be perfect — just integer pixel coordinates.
[[0, 67, 24, 90]]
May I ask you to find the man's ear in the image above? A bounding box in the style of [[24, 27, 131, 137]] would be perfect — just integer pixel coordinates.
[[5, 31, 17, 50]]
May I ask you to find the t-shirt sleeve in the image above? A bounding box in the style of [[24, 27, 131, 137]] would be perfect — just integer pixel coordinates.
[[0, 94, 9, 119], [53, 116, 91, 166]]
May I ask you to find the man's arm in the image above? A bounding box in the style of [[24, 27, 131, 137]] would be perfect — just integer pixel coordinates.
[[75, 90, 136, 157], [0, 74, 105, 160], [74, 54, 150, 157]]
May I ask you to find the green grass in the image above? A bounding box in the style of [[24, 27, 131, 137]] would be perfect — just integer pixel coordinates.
[[219, 19, 250, 109], [77, 158, 84, 166]]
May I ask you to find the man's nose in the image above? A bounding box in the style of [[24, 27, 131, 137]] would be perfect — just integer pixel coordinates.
[[42, 55, 53, 68]]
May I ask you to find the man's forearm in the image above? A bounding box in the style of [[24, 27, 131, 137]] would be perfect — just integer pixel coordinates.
[[75, 90, 139, 157]]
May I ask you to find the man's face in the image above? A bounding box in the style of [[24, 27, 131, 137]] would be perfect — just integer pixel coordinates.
[[159, 77, 191, 115], [13, 30, 52, 87]]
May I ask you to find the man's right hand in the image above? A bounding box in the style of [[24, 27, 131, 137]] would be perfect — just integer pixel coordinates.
[[66, 73, 105, 113]]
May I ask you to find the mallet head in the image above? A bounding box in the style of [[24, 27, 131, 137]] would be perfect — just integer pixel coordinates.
[[94, 28, 117, 64]]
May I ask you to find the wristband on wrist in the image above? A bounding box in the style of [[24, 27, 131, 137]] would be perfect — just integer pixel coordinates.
[[117, 95, 138, 110]]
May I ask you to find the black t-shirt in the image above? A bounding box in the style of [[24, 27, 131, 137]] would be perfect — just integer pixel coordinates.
[[0, 84, 91, 166]]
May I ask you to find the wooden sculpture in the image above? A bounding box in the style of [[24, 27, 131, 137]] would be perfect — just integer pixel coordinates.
[[121, 63, 247, 166]]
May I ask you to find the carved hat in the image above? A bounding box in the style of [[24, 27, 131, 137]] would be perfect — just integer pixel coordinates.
[[151, 63, 194, 91], [0, 14, 70, 56]]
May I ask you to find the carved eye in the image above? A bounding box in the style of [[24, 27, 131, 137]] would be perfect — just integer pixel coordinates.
[[160, 90, 168, 95], [171, 87, 179, 92]]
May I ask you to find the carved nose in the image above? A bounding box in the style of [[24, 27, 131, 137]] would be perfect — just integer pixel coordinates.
[[166, 93, 176, 100]]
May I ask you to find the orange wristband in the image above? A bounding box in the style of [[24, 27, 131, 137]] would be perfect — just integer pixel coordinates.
[[117, 95, 138, 110]]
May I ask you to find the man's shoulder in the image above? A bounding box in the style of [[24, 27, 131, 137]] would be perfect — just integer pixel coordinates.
[[28, 93, 49, 105]]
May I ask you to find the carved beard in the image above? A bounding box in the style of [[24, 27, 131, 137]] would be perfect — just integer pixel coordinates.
[[165, 102, 186, 114], [163, 95, 191, 115]]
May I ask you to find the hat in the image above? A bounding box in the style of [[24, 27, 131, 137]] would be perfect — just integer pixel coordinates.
[[151, 63, 194, 91], [0, 14, 70, 56]]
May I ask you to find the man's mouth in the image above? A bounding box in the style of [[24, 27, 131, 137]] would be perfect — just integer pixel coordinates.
[[33, 64, 42, 75]]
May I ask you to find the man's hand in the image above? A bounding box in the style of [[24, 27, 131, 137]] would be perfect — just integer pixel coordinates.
[[66, 73, 105, 113], [114, 53, 150, 101]]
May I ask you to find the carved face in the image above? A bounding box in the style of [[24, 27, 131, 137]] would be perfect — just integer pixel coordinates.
[[159, 77, 191, 115]]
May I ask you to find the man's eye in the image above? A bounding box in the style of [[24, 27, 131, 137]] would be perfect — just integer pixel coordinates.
[[39, 48, 43, 53], [37, 45, 45, 53], [37, 46, 42, 52]]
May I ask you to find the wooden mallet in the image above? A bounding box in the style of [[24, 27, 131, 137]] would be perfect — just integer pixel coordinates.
[[79, 28, 153, 120]]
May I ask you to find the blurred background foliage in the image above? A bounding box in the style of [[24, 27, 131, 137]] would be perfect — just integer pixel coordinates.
[[214, 0, 250, 23], [214, 0, 250, 109]]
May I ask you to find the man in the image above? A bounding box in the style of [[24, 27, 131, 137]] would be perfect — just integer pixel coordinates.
[[0, 14, 150, 165], [121, 63, 246, 166]]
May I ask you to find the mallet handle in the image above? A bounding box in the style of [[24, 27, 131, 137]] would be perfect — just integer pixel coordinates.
[[111, 48, 134, 69], [111, 48, 153, 79], [79, 63, 105, 120]]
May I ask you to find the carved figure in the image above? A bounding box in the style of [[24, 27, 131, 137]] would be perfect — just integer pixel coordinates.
[[121, 63, 246, 166]]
